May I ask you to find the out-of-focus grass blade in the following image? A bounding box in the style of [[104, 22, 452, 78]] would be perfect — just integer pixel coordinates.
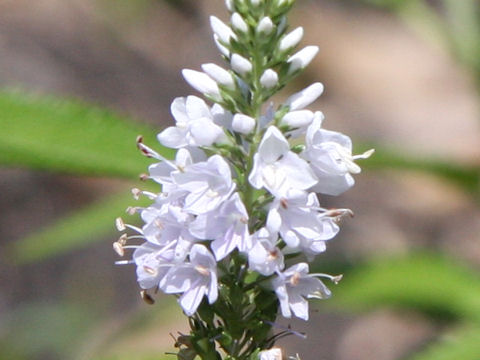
[[334, 252, 480, 322], [408, 326, 480, 360], [0, 90, 174, 178], [11, 190, 152, 264], [358, 145, 480, 196]]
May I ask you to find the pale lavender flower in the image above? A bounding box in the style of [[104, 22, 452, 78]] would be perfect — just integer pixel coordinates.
[[157, 96, 227, 149], [272, 263, 331, 320], [248, 228, 284, 276], [160, 244, 218, 316], [172, 155, 235, 215], [304, 116, 374, 195], [190, 193, 251, 260], [248, 126, 317, 196]]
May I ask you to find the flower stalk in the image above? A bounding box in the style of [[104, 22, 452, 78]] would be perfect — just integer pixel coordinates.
[[114, 0, 373, 359]]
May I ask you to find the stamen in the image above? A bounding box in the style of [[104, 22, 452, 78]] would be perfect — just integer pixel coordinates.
[[139, 173, 150, 181], [118, 233, 128, 245], [115, 260, 134, 265], [115, 217, 126, 231], [143, 265, 158, 276], [195, 265, 210, 276], [322, 208, 354, 219], [290, 271, 301, 286], [280, 198, 288, 209], [309, 273, 343, 284], [140, 290, 155, 305], [353, 148, 375, 160], [131, 188, 142, 200], [113, 242, 125, 257]]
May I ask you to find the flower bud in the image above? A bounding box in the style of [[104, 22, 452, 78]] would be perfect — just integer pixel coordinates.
[[214, 35, 230, 57], [210, 16, 237, 44], [257, 16, 274, 35], [279, 27, 303, 51], [231, 13, 248, 34], [281, 110, 314, 127], [260, 69, 278, 89], [202, 63, 235, 90], [225, 0, 234, 11], [182, 69, 221, 99], [251, 0, 261, 6], [231, 54, 253, 76], [285, 82, 324, 110], [287, 45, 319, 74], [232, 114, 256, 134]]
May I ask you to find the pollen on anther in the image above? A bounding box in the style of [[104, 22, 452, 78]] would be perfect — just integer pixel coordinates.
[[113, 242, 125, 257], [115, 217, 126, 231], [143, 265, 158, 276], [131, 188, 141, 200], [280, 198, 288, 209]]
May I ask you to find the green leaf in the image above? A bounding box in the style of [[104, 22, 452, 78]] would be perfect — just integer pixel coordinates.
[[0, 90, 174, 178], [334, 252, 480, 322], [10, 190, 152, 264], [358, 144, 480, 196], [408, 325, 480, 360]]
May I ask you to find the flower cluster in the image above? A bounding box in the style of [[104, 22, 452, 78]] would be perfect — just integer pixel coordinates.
[[115, 0, 372, 359]]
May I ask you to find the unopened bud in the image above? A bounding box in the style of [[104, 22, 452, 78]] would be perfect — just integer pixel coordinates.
[[231, 13, 248, 34], [260, 69, 278, 89], [257, 17, 274, 35], [201, 63, 235, 90], [231, 54, 252, 76], [279, 27, 304, 51], [232, 114, 256, 134], [182, 69, 221, 99], [210, 16, 236, 44], [287, 46, 319, 74]]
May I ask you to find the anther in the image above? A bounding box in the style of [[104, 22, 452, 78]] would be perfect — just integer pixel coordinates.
[[280, 198, 288, 209], [126, 206, 138, 215], [332, 274, 343, 284], [195, 265, 210, 276], [143, 265, 157, 276], [140, 290, 155, 305], [132, 188, 141, 200], [290, 271, 300, 286], [113, 242, 125, 257], [139, 173, 149, 181], [115, 217, 126, 231], [118, 233, 128, 245]]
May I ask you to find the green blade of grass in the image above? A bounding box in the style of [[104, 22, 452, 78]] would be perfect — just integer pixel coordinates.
[[334, 252, 480, 322], [0, 90, 174, 178], [10, 190, 152, 264]]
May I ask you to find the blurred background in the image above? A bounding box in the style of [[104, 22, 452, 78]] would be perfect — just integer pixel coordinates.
[[1, 0, 479, 359]]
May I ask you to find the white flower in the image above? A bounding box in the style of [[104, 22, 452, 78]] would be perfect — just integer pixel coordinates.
[[285, 82, 324, 111], [190, 193, 251, 260], [272, 263, 331, 320], [202, 63, 235, 90], [248, 126, 317, 196], [248, 228, 284, 276], [287, 46, 319, 74], [231, 12, 248, 33], [304, 116, 374, 195], [279, 27, 303, 52], [172, 155, 235, 215], [257, 17, 274, 35], [232, 113, 256, 134], [231, 54, 253, 76], [210, 16, 237, 45], [160, 244, 218, 316], [260, 69, 279, 89], [157, 96, 227, 149], [133, 242, 176, 289], [182, 69, 221, 100], [148, 148, 193, 190], [267, 190, 339, 257]]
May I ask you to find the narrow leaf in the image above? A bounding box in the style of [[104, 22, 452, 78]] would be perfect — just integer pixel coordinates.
[[0, 90, 174, 178], [11, 190, 151, 264], [334, 252, 480, 322]]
